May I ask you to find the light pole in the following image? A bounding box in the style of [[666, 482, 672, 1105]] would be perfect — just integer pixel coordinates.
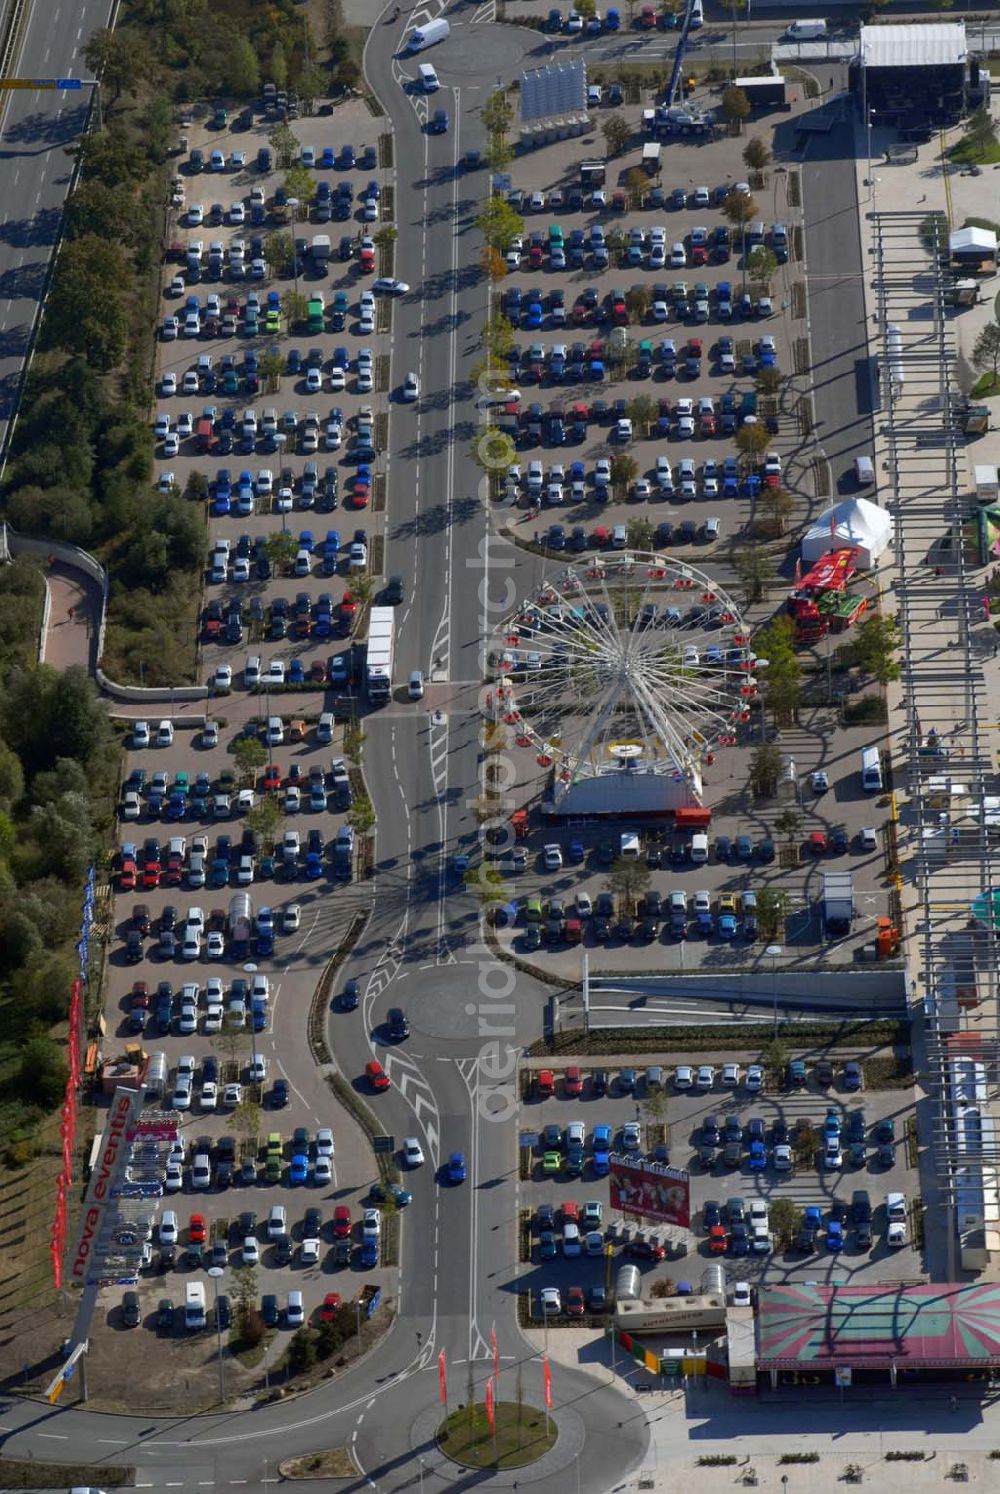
[[765, 944, 783, 1038], [207, 1265, 226, 1402]]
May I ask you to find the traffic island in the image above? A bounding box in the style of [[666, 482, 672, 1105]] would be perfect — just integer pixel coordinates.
[[437, 1401, 558, 1470], [279, 1447, 357, 1479]]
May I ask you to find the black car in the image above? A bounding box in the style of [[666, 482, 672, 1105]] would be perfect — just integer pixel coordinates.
[[216, 1293, 232, 1330], [723, 1114, 742, 1145], [831, 827, 849, 854], [122, 1290, 141, 1328], [757, 837, 776, 863], [342, 978, 359, 1010], [746, 1117, 766, 1145], [387, 1007, 410, 1040], [273, 1233, 292, 1266], [126, 930, 143, 963], [304, 1206, 323, 1237], [383, 575, 404, 605], [619, 1067, 637, 1094], [536, 1202, 555, 1230], [271, 1077, 290, 1108], [591, 1068, 608, 1098], [771, 1118, 788, 1146], [157, 1298, 174, 1333], [703, 1199, 721, 1230], [261, 1293, 279, 1327], [846, 1109, 866, 1143], [702, 1114, 720, 1147]]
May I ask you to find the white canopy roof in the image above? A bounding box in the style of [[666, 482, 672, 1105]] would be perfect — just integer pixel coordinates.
[[801, 497, 892, 569]]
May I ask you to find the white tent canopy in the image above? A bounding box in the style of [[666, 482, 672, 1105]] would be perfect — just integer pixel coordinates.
[[801, 497, 893, 569], [950, 226, 997, 260]]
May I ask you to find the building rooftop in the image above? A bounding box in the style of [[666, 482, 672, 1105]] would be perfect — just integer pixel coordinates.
[[860, 23, 967, 70]]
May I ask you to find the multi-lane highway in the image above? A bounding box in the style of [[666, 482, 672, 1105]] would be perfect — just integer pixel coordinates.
[[0, 0, 114, 458]]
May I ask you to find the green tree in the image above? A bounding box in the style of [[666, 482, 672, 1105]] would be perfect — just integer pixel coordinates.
[[602, 113, 631, 156], [625, 166, 649, 203], [233, 736, 267, 782], [269, 123, 299, 169], [625, 285, 651, 321], [42, 235, 129, 370], [768, 1197, 802, 1246], [972, 323, 1000, 379], [481, 312, 516, 361], [747, 246, 778, 286], [775, 808, 801, 844], [281, 290, 309, 329], [627, 517, 655, 550], [225, 33, 261, 97], [721, 86, 751, 131], [231, 1265, 260, 1335], [19, 1034, 67, 1109], [607, 856, 651, 913], [373, 225, 398, 252], [82, 29, 155, 107], [481, 89, 514, 137], [626, 394, 656, 436], [64, 181, 142, 248], [742, 135, 771, 173], [271, 40, 288, 91], [258, 349, 285, 393], [0, 739, 25, 807], [246, 796, 283, 847], [347, 794, 376, 836], [576, 0, 597, 15], [754, 614, 802, 722], [265, 531, 299, 575], [283, 165, 316, 211], [486, 136, 514, 175], [2, 665, 109, 777], [233, 1101, 261, 1147], [748, 741, 782, 798], [474, 197, 524, 252], [465, 864, 507, 907], [760, 485, 795, 535], [733, 546, 775, 605], [723, 190, 758, 233], [295, 67, 327, 112], [609, 453, 639, 499], [287, 1328, 318, 1374], [736, 422, 769, 463], [848, 613, 902, 684], [757, 887, 789, 941], [265, 232, 294, 276], [756, 367, 783, 397]]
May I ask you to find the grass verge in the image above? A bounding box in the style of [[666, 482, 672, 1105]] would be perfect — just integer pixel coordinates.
[[438, 1401, 557, 1470], [0, 1460, 131, 1488]]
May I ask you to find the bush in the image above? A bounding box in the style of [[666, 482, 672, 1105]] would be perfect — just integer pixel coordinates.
[[844, 696, 887, 725]]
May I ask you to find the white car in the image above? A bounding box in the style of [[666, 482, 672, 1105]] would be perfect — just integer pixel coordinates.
[[242, 1236, 260, 1266], [696, 1064, 715, 1091], [621, 1121, 641, 1151], [565, 1120, 585, 1149], [669, 242, 687, 268], [165, 1158, 184, 1191], [721, 1062, 741, 1087], [191, 1152, 212, 1189], [674, 1065, 693, 1089], [284, 786, 301, 813], [811, 770, 829, 792], [206, 930, 225, 959], [160, 372, 177, 396], [746, 1064, 764, 1092], [372, 277, 410, 294], [204, 1000, 223, 1032], [402, 372, 419, 401], [349, 541, 368, 570], [403, 1137, 424, 1167], [540, 1286, 561, 1315], [306, 367, 323, 393], [283, 904, 301, 933], [543, 844, 563, 871], [315, 1127, 334, 1158], [172, 1076, 192, 1110], [773, 1143, 792, 1171], [576, 891, 592, 918], [160, 1210, 179, 1246], [301, 1236, 321, 1264], [156, 720, 174, 747], [656, 456, 673, 493], [362, 1207, 381, 1239], [731, 1281, 752, 1308], [313, 1157, 332, 1185], [133, 720, 150, 748], [213, 664, 232, 690], [223, 1082, 243, 1107], [248, 1055, 267, 1083], [824, 1137, 843, 1169]]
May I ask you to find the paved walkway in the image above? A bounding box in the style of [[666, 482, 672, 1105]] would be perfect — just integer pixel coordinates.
[[40, 560, 100, 673]]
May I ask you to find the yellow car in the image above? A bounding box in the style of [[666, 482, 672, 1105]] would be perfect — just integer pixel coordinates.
[[718, 894, 738, 916]]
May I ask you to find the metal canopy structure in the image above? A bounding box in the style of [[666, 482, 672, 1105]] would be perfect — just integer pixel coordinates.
[[488, 554, 756, 814], [872, 210, 1000, 1255]]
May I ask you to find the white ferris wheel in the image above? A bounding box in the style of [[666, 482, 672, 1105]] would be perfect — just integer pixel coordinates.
[[486, 551, 760, 814]]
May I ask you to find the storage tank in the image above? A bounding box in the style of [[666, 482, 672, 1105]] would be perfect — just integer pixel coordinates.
[[144, 1051, 168, 1103], [701, 1263, 726, 1295], [615, 1264, 642, 1302]]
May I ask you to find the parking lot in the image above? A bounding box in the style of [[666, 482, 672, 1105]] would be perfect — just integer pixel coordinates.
[[492, 93, 805, 556], [519, 1057, 923, 1318]]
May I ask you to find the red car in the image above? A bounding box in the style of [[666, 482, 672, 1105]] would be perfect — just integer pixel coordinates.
[[309, 659, 327, 684], [263, 764, 282, 793], [319, 1292, 343, 1322], [528, 244, 543, 268], [564, 1065, 583, 1098], [566, 1285, 586, 1317], [189, 1213, 207, 1245], [130, 980, 149, 1009], [164, 852, 184, 885], [366, 1059, 390, 1092], [536, 1069, 555, 1099], [333, 1206, 352, 1239], [691, 245, 708, 266], [142, 861, 161, 889], [640, 5, 656, 25], [562, 1199, 580, 1224], [118, 857, 137, 891], [809, 831, 828, 855], [708, 1224, 727, 1255]]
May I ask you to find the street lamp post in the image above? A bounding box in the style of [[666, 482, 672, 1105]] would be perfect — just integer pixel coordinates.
[[207, 1265, 226, 1403], [765, 944, 783, 1038]]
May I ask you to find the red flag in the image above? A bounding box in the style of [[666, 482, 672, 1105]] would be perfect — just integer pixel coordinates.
[[794, 557, 802, 584], [438, 1349, 447, 1407], [543, 1356, 553, 1409], [485, 1374, 495, 1433], [491, 1321, 499, 1378]]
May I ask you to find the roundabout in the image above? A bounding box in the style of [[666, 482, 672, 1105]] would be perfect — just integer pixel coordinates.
[[438, 1400, 559, 1471]]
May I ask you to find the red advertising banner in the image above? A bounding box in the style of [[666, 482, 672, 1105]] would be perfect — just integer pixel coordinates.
[[484, 1374, 495, 1433], [608, 1157, 691, 1228], [438, 1349, 447, 1407], [491, 1321, 498, 1378], [543, 1356, 552, 1410]]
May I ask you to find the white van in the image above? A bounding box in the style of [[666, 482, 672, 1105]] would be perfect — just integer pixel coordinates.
[[786, 18, 827, 38], [407, 16, 449, 50], [620, 831, 640, 859], [854, 455, 874, 486], [418, 62, 440, 92], [861, 746, 883, 793], [690, 831, 709, 864], [689, 0, 704, 27], [316, 711, 335, 744], [185, 1281, 206, 1330]]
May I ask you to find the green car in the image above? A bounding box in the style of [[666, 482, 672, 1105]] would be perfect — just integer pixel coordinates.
[[583, 1200, 603, 1228], [525, 896, 543, 924], [539, 1230, 557, 1259], [174, 771, 189, 792], [542, 1150, 562, 1174]]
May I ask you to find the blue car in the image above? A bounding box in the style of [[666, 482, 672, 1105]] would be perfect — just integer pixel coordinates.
[[309, 783, 327, 812], [823, 1108, 841, 1139], [718, 911, 737, 940], [304, 851, 323, 879], [748, 1140, 766, 1170], [825, 1219, 844, 1251], [359, 1239, 378, 1268], [447, 1152, 467, 1184], [290, 1153, 309, 1185], [288, 658, 306, 686], [592, 1122, 612, 1176], [320, 147, 336, 169], [525, 301, 543, 329]]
